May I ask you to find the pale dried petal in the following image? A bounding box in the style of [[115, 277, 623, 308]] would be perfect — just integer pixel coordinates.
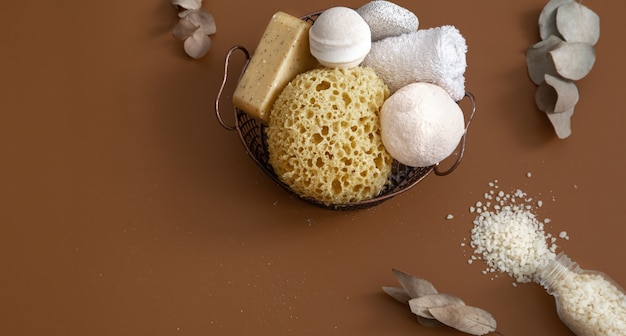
[[556, 2, 600, 45], [172, 17, 199, 40], [526, 35, 562, 85], [392, 269, 438, 299], [538, 0, 573, 40], [549, 42, 596, 80], [536, 74, 579, 113], [185, 9, 216, 35], [429, 304, 497, 336], [184, 30, 211, 59], [409, 294, 465, 319], [546, 108, 574, 139], [382, 286, 411, 304], [171, 0, 202, 10]]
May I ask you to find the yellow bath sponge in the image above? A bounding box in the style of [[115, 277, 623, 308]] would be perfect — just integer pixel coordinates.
[[267, 66, 392, 205]]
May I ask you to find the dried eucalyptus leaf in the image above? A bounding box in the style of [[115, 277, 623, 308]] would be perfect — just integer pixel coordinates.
[[184, 30, 211, 59], [382, 286, 411, 304], [546, 108, 574, 139], [536, 74, 579, 113], [185, 9, 217, 35], [171, 0, 202, 10], [429, 304, 497, 336], [172, 17, 199, 40], [409, 294, 466, 319], [549, 42, 596, 80], [392, 269, 438, 299], [526, 35, 562, 85], [556, 2, 600, 45], [178, 8, 194, 18], [538, 0, 573, 40], [417, 316, 444, 328]]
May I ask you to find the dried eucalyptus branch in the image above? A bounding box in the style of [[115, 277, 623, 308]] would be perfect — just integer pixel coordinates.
[[383, 269, 504, 336], [526, 0, 600, 139], [170, 0, 217, 59]]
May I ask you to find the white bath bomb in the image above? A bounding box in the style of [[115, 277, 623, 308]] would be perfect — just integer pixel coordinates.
[[309, 7, 371, 68], [380, 82, 465, 167]]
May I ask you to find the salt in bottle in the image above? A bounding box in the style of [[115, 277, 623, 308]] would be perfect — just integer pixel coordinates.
[[537, 252, 626, 336]]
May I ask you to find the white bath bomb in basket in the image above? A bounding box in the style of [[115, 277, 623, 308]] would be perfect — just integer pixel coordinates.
[[380, 82, 465, 167]]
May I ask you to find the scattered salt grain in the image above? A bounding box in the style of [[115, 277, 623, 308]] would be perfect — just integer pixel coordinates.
[[470, 203, 556, 283], [467, 181, 567, 284], [446, 214, 454, 220]]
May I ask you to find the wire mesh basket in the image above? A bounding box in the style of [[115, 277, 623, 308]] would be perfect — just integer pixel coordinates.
[[214, 11, 476, 211]]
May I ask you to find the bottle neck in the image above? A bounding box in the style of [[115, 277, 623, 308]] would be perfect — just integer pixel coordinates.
[[538, 252, 578, 295]]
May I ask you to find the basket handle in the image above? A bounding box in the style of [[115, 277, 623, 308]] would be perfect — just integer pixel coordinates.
[[434, 91, 476, 176], [215, 45, 251, 131]]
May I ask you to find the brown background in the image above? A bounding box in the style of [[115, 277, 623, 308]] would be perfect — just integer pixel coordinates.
[[1, 0, 624, 335]]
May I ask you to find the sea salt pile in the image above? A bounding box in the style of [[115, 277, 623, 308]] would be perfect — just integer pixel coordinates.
[[466, 180, 566, 283]]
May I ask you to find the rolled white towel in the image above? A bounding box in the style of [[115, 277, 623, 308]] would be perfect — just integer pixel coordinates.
[[362, 25, 467, 101]]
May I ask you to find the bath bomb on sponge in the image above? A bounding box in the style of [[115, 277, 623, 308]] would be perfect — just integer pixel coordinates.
[[380, 82, 465, 167], [309, 7, 371, 69]]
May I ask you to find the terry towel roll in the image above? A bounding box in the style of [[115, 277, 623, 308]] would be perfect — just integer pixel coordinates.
[[362, 25, 467, 101]]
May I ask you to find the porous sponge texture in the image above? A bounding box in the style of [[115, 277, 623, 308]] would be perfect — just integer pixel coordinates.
[[267, 66, 392, 205]]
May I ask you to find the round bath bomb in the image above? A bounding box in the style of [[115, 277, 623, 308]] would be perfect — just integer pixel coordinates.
[[309, 7, 371, 68], [267, 66, 392, 205], [380, 82, 465, 167]]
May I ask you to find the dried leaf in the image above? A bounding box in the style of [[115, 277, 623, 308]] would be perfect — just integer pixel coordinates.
[[171, 0, 202, 10], [549, 41, 596, 80], [392, 269, 438, 299], [178, 8, 194, 18], [184, 30, 211, 59], [382, 286, 411, 304], [546, 107, 574, 139], [429, 303, 497, 336], [184, 9, 217, 35], [417, 316, 444, 328], [556, 2, 600, 45], [409, 294, 465, 319], [535, 74, 579, 113], [538, 0, 573, 40], [172, 17, 199, 40], [526, 35, 562, 85]]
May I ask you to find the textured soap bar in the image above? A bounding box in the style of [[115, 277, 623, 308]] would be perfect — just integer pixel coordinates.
[[233, 12, 318, 123]]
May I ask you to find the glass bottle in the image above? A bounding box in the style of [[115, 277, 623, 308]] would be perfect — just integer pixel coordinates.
[[537, 252, 626, 336]]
